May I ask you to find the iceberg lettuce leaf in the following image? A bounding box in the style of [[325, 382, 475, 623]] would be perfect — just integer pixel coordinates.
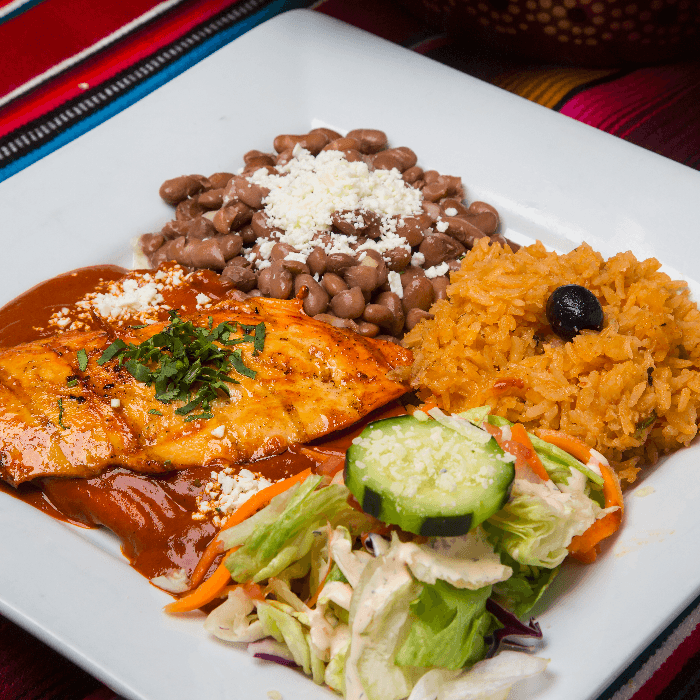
[[395, 580, 499, 670], [484, 478, 600, 567], [225, 477, 375, 583]]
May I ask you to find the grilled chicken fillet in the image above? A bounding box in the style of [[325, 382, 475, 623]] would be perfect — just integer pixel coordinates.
[[0, 297, 412, 486]]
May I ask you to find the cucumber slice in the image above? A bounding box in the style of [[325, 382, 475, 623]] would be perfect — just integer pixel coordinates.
[[345, 415, 515, 537]]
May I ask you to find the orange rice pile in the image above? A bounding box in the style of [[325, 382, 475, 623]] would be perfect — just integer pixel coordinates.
[[403, 238, 700, 483]]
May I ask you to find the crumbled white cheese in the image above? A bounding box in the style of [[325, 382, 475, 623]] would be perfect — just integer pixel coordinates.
[[211, 425, 226, 438], [49, 265, 188, 332], [247, 148, 422, 268], [92, 278, 163, 319], [411, 252, 426, 267], [444, 207, 458, 217], [387, 271, 403, 298], [424, 262, 450, 278], [196, 467, 275, 526], [435, 219, 449, 233], [110, 398, 121, 408]]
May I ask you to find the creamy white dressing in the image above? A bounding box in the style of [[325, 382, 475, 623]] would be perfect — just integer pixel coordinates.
[[330, 528, 373, 587], [396, 530, 512, 590]]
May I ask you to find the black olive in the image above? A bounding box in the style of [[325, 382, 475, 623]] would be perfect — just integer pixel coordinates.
[[545, 285, 604, 340]]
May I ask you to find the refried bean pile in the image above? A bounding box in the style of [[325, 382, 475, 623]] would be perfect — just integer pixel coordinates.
[[140, 128, 516, 341]]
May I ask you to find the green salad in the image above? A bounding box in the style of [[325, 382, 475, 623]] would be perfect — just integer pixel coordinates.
[[187, 406, 620, 700]]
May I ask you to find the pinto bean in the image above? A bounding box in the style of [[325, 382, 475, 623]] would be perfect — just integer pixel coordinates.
[[345, 129, 388, 154], [401, 274, 434, 314], [250, 211, 282, 239], [313, 314, 359, 333], [175, 197, 206, 220], [159, 175, 206, 205], [270, 242, 299, 262], [208, 172, 234, 189], [217, 234, 243, 260], [185, 239, 226, 270], [383, 245, 411, 272], [279, 259, 307, 276], [243, 150, 275, 166], [419, 232, 466, 268], [322, 272, 349, 297], [375, 291, 405, 337], [405, 308, 435, 331], [140, 232, 164, 256], [341, 149, 364, 163], [307, 247, 328, 276], [273, 132, 329, 155], [157, 236, 187, 264], [213, 202, 253, 234], [238, 225, 257, 246], [343, 265, 378, 297], [232, 178, 270, 210], [363, 303, 394, 329], [402, 166, 424, 185], [197, 188, 225, 210], [431, 276, 450, 301], [268, 261, 294, 299], [330, 287, 366, 319], [422, 178, 449, 202], [355, 321, 380, 338], [467, 211, 499, 235], [294, 274, 329, 316], [310, 127, 342, 141], [358, 250, 388, 287], [469, 200, 500, 219], [440, 198, 469, 218], [396, 214, 431, 247], [326, 253, 356, 274], [221, 263, 257, 292], [323, 137, 361, 152], [422, 201, 442, 222], [444, 217, 487, 248], [372, 147, 417, 172], [184, 216, 218, 240]]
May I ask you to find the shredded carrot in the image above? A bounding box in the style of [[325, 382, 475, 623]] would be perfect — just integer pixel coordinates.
[[306, 554, 334, 609], [568, 463, 624, 563], [510, 423, 550, 481], [484, 421, 549, 481], [189, 468, 313, 589], [416, 401, 438, 414], [534, 429, 595, 466], [222, 468, 313, 531], [165, 557, 235, 613], [534, 429, 624, 563], [301, 451, 344, 478]]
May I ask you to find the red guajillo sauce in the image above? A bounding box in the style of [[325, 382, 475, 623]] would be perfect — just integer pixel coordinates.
[[0, 264, 406, 586]]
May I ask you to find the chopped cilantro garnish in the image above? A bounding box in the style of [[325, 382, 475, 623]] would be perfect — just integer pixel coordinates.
[[57, 398, 69, 429], [96, 311, 265, 420], [76, 348, 88, 372], [148, 409, 163, 416], [98, 339, 127, 365], [66, 379, 78, 388]]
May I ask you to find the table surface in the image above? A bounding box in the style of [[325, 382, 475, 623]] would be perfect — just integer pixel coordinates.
[[1, 1, 699, 699]]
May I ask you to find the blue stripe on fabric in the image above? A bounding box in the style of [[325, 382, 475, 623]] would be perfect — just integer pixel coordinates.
[[0, 0, 46, 27], [0, 0, 311, 183]]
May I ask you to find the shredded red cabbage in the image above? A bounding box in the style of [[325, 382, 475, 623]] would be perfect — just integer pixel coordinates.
[[248, 639, 298, 668], [485, 597, 543, 657]]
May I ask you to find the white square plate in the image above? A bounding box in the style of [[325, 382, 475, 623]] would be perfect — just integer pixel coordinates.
[[1, 9, 700, 700]]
